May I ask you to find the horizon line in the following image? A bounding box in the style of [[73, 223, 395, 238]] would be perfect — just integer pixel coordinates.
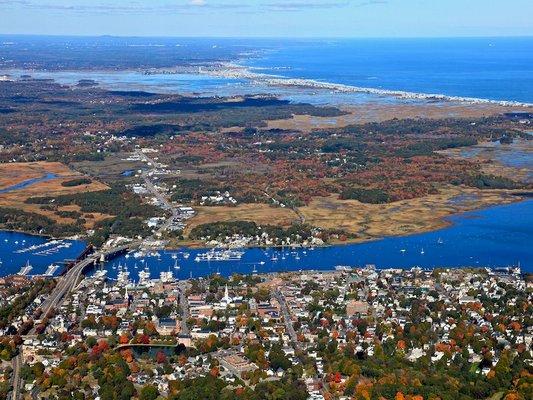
[[1, 33, 532, 40]]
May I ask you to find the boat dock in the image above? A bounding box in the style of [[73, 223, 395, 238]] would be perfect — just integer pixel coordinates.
[[18, 262, 33, 275], [43, 264, 60, 276]]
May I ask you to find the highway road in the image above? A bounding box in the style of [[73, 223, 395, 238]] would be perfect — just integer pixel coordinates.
[[10, 151, 184, 399], [32, 150, 181, 333], [10, 151, 187, 399], [33, 244, 135, 332]]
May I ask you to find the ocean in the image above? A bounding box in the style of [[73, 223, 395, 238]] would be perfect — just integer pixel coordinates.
[[2, 36, 532, 104], [242, 37, 533, 104]]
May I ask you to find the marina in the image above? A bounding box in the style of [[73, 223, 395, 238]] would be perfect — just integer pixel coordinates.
[[14, 240, 73, 256], [0, 199, 531, 279], [194, 249, 244, 262], [0, 231, 87, 277], [99, 199, 533, 281], [14, 240, 63, 254]]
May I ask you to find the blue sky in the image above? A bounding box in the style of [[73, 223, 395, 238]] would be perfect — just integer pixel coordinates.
[[0, 0, 532, 37]]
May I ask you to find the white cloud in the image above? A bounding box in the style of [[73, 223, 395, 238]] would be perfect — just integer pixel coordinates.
[[190, 0, 206, 5]]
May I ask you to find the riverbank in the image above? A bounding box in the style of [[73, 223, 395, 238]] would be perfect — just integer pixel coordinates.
[[101, 199, 533, 280], [174, 186, 524, 250], [0, 196, 531, 278]]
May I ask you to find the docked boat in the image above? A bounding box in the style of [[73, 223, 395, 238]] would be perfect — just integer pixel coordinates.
[[194, 249, 244, 262], [138, 267, 151, 286], [335, 265, 352, 271]]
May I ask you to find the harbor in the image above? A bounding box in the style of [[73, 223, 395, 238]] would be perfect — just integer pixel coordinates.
[[97, 199, 533, 281], [17, 261, 32, 276], [0, 199, 531, 279], [0, 231, 86, 277]]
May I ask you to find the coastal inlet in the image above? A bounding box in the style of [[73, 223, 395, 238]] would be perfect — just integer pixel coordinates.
[[1, 199, 530, 279]]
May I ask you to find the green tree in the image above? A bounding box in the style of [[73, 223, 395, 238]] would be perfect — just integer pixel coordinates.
[[139, 385, 159, 400]]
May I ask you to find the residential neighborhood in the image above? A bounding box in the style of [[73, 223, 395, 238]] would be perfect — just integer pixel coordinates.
[[1, 265, 530, 399]]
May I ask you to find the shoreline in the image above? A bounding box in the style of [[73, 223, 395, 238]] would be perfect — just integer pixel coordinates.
[[1, 193, 529, 251], [202, 62, 533, 108], [160, 193, 530, 250], [0, 198, 530, 276], [3, 63, 532, 108]]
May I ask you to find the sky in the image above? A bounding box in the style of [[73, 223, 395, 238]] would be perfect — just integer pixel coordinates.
[[0, 0, 532, 38]]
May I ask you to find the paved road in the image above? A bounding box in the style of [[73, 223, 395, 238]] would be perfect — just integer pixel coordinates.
[[177, 281, 191, 335], [31, 150, 179, 335], [10, 354, 22, 400], [31, 257, 94, 334], [263, 187, 305, 225], [273, 290, 300, 351], [135, 149, 185, 238], [33, 244, 135, 332]]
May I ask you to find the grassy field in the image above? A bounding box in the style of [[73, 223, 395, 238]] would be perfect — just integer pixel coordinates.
[[180, 184, 520, 245], [184, 203, 299, 236], [0, 161, 75, 188], [0, 161, 110, 228], [265, 101, 530, 132], [71, 153, 145, 181], [298, 186, 519, 242]]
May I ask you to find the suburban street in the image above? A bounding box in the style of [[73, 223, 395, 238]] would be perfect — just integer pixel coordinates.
[[273, 290, 300, 351], [177, 281, 191, 336], [9, 355, 22, 400], [135, 149, 184, 239]]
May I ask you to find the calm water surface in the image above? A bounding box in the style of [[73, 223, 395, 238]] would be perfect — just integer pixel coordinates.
[[0, 231, 86, 276], [0, 200, 531, 278], [0, 173, 58, 194], [4, 38, 532, 105]]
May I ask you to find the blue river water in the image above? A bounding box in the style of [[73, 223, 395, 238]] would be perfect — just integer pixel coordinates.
[[1, 200, 530, 278], [0, 173, 58, 194], [104, 200, 533, 280], [0, 231, 86, 276]]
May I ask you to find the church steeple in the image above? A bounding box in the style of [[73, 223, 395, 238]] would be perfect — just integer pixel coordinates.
[[222, 284, 230, 303]]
